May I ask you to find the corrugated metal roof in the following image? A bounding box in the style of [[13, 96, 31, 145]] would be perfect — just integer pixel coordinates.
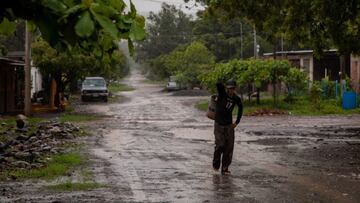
[[0, 56, 25, 66], [263, 49, 338, 56]]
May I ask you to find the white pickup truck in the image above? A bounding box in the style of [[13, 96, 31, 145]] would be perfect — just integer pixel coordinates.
[[81, 77, 109, 102]]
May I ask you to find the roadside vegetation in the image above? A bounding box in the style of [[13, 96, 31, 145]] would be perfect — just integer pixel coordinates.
[[108, 83, 135, 93], [196, 97, 360, 116], [59, 114, 98, 123], [0, 115, 101, 191], [135, 3, 359, 115], [7, 152, 83, 179]]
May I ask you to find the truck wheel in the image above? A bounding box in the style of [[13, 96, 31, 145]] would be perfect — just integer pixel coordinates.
[[104, 97, 108, 102], [81, 96, 87, 102]]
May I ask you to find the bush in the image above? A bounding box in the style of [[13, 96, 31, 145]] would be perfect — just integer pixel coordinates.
[[310, 82, 323, 110]]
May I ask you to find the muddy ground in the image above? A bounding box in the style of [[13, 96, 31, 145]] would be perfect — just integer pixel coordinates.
[[1, 70, 360, 203]]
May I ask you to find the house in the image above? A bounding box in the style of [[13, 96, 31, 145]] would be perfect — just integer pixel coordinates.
[[0, 52, 44, 114], [0, 57, 25, 114], [7, 51, 44, 98], [262, 50, 360, 92], [263, 50, 346, 81]]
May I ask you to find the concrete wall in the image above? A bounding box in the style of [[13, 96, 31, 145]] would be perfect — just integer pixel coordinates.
[[299, 56, 314, 82]]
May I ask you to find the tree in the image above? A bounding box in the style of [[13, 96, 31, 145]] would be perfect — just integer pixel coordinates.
[[0, 0, 145, 55], [193, 11, 273, 62], [32, 37, 129, 106], [195, 0, 360, 56], [135, 3, 193, 61], [149, 41, 215, 87], [200, 59, 297, 104]]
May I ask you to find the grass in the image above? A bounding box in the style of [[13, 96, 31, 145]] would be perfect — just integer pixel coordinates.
[[47, 182, 104, 191], [7, 152, 84, 180], [59, 114, 98, 123], [195, 97, 360, 116], [108, 83, 135, 93], [0, 116, 44, 126]]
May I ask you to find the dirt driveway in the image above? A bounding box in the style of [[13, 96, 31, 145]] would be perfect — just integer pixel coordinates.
[[2, 70, 360, 202]]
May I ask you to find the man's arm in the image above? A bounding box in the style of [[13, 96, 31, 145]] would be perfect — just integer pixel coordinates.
[[235, 98, 243, 125], [216, 82, 226, 97]]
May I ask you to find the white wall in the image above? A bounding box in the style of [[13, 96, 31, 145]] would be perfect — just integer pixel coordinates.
[[31, 67, 43, 97], [300, 56, 314, 82]]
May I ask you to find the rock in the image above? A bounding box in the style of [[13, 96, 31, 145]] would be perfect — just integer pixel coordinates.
[[16, 114, 27, 129], [50, 148, 58, 154], [16, 143, 25, 151], [4, 157, 15, 163], [10, 140, 20, 146], [14, 152, 32, 160], [16, 135, 28, 141], [41, 146, 51, 152], [12, 160, 30, 168], [0, 155, 5, 162], [28, 136, 38, 143], [30, 163, 43, 169]]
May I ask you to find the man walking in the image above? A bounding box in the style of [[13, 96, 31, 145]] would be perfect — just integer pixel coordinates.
[[213, 79, 243, 175]]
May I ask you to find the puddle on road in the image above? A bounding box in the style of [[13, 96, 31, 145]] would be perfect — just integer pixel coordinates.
[[166, 128, 213, 143]]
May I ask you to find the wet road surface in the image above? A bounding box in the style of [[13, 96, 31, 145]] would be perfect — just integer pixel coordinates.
[[86, 71, 360, 202], [2, 70, 360, 202]]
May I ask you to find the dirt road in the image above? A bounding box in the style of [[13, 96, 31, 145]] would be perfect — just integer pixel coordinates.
[[2, 70, 360, 202], [85, 71, 360, 202]]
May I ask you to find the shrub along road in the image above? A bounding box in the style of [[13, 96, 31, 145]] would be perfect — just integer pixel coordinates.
[[2, 70, 360, 202]]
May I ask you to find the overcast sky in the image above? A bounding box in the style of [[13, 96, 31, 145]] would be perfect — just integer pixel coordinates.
[[124, 0, 204, 16]]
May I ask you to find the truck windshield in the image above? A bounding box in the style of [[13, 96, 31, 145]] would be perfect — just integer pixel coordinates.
[[83, 79, 105, 87]]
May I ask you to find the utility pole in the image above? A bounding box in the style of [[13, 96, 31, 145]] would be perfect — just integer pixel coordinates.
[[240, 22, 243, 59], [24, 21, 32, 116], [253, 26, 257, 59]]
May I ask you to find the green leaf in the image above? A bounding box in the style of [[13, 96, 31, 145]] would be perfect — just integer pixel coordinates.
[[75, 11, 95, 37], [0, 18, 16, 35], [100, 33, 115, 51], [128, 39, 134, 56], [63, 0, 77, 7], [110, 0, 125, 12], [63, 5, 83, 19], [129, 16, 146, 40], [91, 12, 119, 39], [129, 0, 137, 18], [117, 20, 131, 30], [91, 3, 118, 17], [43, 0, 67, 14]]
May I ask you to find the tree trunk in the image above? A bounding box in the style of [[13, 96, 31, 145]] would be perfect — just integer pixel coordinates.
[[256, 87, 260, 104], [54, 71, 62, 108]]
